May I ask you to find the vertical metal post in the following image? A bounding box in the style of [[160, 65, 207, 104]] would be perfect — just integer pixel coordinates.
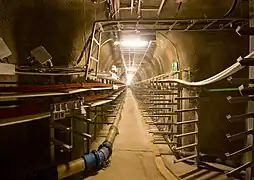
[[101, 106, 104, 129], [50, 105, 55, 163], [85, 23, 97, 80], [176, 73, 182, 147], [245, 68, 254, 180], [131, 0, 134, 15], [94, 107, 97, 141], [195, 91, 200, 167], [70, 116, 74, 160], [96, 32, 102, 78], [246, 13, 254, 180], [137, 0, 142, 18], [86, 107, 91, 153], [157, 0, 166, 17]]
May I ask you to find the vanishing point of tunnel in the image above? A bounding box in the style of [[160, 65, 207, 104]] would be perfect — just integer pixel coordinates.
[[0, 0, 254, 180]]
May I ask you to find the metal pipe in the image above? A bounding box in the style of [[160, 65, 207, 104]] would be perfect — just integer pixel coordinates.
[[131, 0, 134, 14], [137, 0, 141, 18], [30, 90, 126, 179], [57, 159, 85, 179], [157, 0, 166, 17], [85, 23, 97, 80]]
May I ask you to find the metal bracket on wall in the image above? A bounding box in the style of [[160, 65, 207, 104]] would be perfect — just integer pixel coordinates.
[[224, 80, 254, 180], [132, 72, 200, 167]]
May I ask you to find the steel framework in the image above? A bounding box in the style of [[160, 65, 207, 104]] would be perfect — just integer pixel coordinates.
[[85, 18, 248, 81]]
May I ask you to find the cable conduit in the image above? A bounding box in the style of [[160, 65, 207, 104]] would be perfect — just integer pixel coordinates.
[[153, 51, 254, 86]]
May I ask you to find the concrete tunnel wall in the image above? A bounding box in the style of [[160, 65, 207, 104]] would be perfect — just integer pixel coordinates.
[[0, 1, 108, 179], [0, 0, 251, 178]]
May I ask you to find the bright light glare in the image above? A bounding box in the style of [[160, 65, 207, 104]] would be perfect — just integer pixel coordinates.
[[126, 73, 134, 85], [127, 67, 137, 72], [121, 39, 148, 47], [114, 39, 148, 48]]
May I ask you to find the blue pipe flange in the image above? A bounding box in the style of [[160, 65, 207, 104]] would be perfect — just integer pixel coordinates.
[[99, 141, 113, 157], [100, 146, 110, 159], [97, 150, 107, 167], [91, 150, 101, 169], [83, 153, 97, 172]]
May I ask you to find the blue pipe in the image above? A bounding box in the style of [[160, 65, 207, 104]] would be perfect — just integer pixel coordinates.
[[30, 90, 125, 179], [83, 141, 113, 172]]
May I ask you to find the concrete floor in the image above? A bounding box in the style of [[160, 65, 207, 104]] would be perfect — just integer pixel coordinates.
[[86, 89, 170, 180]]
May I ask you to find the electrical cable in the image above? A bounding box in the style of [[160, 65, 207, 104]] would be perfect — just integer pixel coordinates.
[[139, 51, 254, 86], [224, 0, 238, 17]]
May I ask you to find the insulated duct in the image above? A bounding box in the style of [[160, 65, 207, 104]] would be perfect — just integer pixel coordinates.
[[153, 51, 254, 86]]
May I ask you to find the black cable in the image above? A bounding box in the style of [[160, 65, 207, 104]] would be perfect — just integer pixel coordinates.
[[224, 0, 238, 17]]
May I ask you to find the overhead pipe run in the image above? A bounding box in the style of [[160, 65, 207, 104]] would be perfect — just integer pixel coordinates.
[[149, 51, 254, 86], [30, 91, 125, 180]]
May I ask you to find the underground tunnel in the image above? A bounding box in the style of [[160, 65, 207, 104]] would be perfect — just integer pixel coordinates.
[[0, 0, 254, 179]]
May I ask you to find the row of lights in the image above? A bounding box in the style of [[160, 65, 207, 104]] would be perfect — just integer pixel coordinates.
[[114, 37, 149, 85]]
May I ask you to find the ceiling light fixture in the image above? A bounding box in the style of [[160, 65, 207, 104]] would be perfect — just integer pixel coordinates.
[[126, 73, 134, 85], [127, 67, 137, 72], [114, 39, 148, 48]]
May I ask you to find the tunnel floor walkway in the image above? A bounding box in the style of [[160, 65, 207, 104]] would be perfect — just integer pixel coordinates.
[[86, 89, 171, 180]]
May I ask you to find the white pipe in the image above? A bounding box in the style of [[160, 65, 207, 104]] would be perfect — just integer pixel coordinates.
[[157, 51, 254, 86]]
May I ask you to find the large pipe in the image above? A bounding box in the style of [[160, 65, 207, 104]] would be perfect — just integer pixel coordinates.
[[145, 51, 254, 86], [30, 92, 125, 180], [57, 99, 123, 179]]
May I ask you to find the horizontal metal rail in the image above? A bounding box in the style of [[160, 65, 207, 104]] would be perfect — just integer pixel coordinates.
[[226, 130, 253, 142], [225, 146, 252, 158], [51, 138, 72, 151], [227, 95, 254, 103], [226, 162, 252, 177], [174, 131, 198, 138], [175, 108, 198, 113], [226, 113, 254, 123], [175, 143, 197, 150], [143, 114, 176, 117], [174, 154, 198, 163], [148, 122, 174, 125], [175, 119, 198, 125], [175, 96, 198, 100], [149, 99, 172, 101], [149, 131, 177, 135]]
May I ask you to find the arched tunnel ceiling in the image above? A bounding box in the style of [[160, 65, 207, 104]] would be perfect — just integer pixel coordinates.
[[83, 0, 250, 83], [0, 0, 250, 163], [0, 0, 249, 83]]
